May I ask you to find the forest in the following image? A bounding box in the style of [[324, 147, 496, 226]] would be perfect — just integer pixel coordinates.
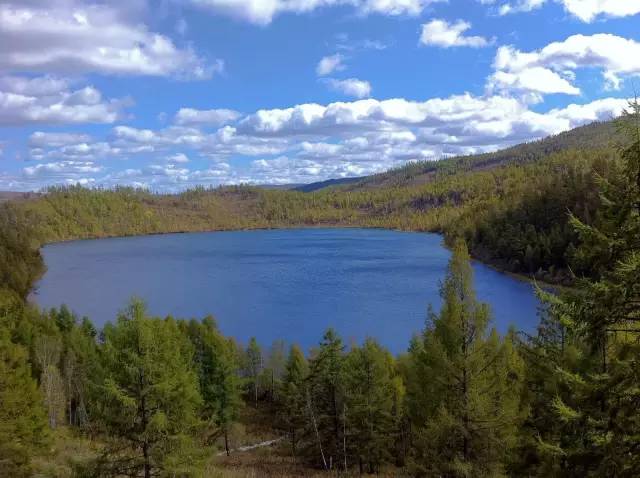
[[0, 102, 638, 477]]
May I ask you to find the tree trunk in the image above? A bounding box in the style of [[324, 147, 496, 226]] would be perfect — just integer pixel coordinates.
[[143, 441, 151, 478], [225, 429, 230, 457], [307, 389, 328, 470], [291, 427, 296, 462]]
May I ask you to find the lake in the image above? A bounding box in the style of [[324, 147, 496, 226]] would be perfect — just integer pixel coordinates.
[[32, 228, 541, 353]]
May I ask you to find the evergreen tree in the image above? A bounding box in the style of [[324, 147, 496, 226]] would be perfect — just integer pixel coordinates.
[[0, 328, 48, 477], [279, 344, 309, 460], [307, 328, 346, 471], [97, 299, 203, 477], [529, 100, 640, 477], [407, 241, 525, 477], [61, 323, 100, 428], [184, 317, 241, 456], [344, 338, 396, 474]]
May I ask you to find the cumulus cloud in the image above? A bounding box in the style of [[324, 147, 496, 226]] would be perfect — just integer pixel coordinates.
[[186, 0, 445, 25], [324, 78, 372, 98], [174, 108, 242, 126], [110, 124, 290, 159], [167, 153, 190, 163], [0, 0, 217, 79], [495, 0, 640, 22], [316, 54, 346, 76], [23, 160, 103, 178], [488, 34, 640, 96], [420, 19, 492, 48], [8, 89, 631, 190], [99, 162, 234, 191], [29, 131, 92, 148], [0, 76, 128, 126]]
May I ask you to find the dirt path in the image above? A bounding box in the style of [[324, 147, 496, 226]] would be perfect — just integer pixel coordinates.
[[216, 437, 285, 456]]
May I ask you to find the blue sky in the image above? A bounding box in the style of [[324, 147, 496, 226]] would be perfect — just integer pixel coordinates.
[[1, 0, 639, 191]]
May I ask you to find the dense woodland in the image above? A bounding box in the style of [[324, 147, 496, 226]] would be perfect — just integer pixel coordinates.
[[0, 103, 639, 476]]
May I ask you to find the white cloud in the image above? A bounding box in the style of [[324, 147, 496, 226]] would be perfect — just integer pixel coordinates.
[[109, 124, 290, 159], [7, 90, 631, 190], [29, 131, 92, 148], [174, 108, 242, 126], [0, 0, 217, 79], [489, 34, 640, 96], [324, 78, 372, 98], [0, 76, 128, 126], [167, 153, 190, 163], [495, 0, 640, 22], [23, 160, 103, 178], [316, 54, 346, 76], [187, 0, 445, 25], [420, 19, 492, 48], [488, 67, 580, 97]]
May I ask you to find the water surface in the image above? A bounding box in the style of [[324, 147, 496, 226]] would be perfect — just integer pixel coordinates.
[[33, 229, 540, 353]]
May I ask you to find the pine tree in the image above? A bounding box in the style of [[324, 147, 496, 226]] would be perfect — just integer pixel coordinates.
[[407, 241, 525, 477], [184, 317, 241, 456], [529, 99, 640, 476], [60, 319, 101, 429], [306, 328, 346, 471], [279, 344, 309, 460], [0, 328, 48, 477], [344, 338, 396, 474], [97, 299, 203, 477]]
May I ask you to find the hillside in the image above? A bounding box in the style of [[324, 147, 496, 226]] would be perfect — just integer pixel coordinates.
[[293, 176, 363, 192], [338, 120, 619, 191]]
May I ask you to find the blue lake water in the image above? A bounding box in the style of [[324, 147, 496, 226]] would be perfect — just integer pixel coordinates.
[[32, 228, 541, 353]]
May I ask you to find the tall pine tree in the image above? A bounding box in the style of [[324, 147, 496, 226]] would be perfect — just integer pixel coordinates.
[[531, 100, 640, 477], [97, 299, 203, 477], [407, 240, 525, 477], [0, 328, 48, 477], [344, 338, 396, 474], [279, 344, 309, 461]]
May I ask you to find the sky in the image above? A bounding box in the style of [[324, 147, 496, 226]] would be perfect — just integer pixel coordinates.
[[1, 0, 639, 191]]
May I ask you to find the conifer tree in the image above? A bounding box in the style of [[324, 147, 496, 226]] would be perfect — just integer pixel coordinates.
[[307, 328, 346, 471], [97, 299, 203, 477], [0, 329, 48, 477], [407, 241, 525, 477], [279, 344, 309, 460], [344, 338, 396, 474], [184, 317, 241, 456], [530, 100, 640, 476]]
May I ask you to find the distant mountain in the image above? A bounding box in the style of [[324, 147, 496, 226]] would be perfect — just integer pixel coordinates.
[[293, 177, 364, 192], [255, 184, 305, 190]]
